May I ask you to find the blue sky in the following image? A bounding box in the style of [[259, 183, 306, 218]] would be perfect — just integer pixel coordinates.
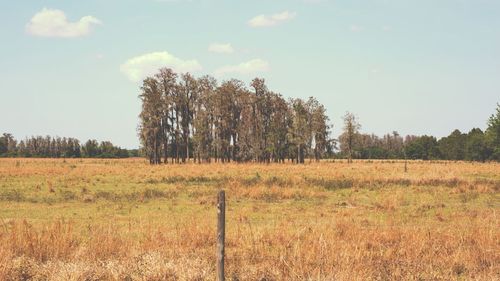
[[0, 0, 499, 148]]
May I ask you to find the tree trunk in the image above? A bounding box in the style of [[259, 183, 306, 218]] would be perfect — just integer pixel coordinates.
[[163, 135, 168, 164], [186, 133, 189, 163]]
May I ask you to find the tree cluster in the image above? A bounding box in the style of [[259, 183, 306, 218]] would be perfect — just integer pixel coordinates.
[[338, 104, 500, 162], [138, 68, 332, 164], [0, 134, 134, 158]]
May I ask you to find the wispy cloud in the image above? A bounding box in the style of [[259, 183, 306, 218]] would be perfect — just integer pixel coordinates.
[[208, 43, 234, 54], [382, 25, 392, 32], [120, 51, 202, 82], [214, 59, 270, 77], [26, 8, 101, 38], [349, 25, 365, 32], [248, 11, 296, 28]]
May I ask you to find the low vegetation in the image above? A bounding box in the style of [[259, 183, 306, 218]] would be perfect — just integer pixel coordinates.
[[0, 158, 498, 280]]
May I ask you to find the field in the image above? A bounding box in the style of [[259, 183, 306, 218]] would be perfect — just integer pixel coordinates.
[[0, 158, 498, 280]]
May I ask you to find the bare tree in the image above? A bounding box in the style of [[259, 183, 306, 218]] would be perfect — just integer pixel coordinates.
[[340, 112, 361, 163]]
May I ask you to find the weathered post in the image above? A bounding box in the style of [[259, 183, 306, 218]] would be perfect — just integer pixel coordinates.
[[217, 190, 225, 281]]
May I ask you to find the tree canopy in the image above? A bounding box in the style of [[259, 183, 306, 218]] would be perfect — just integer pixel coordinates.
[[138, 68, 331, 164]]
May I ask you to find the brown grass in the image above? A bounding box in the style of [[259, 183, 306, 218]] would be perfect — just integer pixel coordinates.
[[0, 158, 498, 280]]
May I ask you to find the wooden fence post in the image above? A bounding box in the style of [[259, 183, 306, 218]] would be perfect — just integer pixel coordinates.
[[217, 190, 225, 281]]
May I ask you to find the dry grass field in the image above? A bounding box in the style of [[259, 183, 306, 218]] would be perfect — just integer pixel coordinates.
[[0, 158, 498, 280]]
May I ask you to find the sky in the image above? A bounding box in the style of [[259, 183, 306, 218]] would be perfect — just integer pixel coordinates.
[[0, 0, 499, 149]]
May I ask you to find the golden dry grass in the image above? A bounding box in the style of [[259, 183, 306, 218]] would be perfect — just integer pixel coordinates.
[[0, 158, 499, 280]]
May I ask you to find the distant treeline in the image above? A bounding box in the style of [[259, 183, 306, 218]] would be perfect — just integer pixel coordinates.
[[0, 135, 138, 158], [138, 68, 500, 164], [138, 67, 500, 164], [338, 128, 498, 162], [139, 68, 331, 164], [338, 104, 500, 162]]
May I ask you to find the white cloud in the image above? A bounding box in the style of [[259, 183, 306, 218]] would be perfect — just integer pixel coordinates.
[[208, 43, 234, 54], [26, 8, 101, 38], [214, 59, 270, 77], [120, 51, 202, 82], [248, 11, 296, 28], [382, 25, 392, 31], [350, 25, 364, 32]]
